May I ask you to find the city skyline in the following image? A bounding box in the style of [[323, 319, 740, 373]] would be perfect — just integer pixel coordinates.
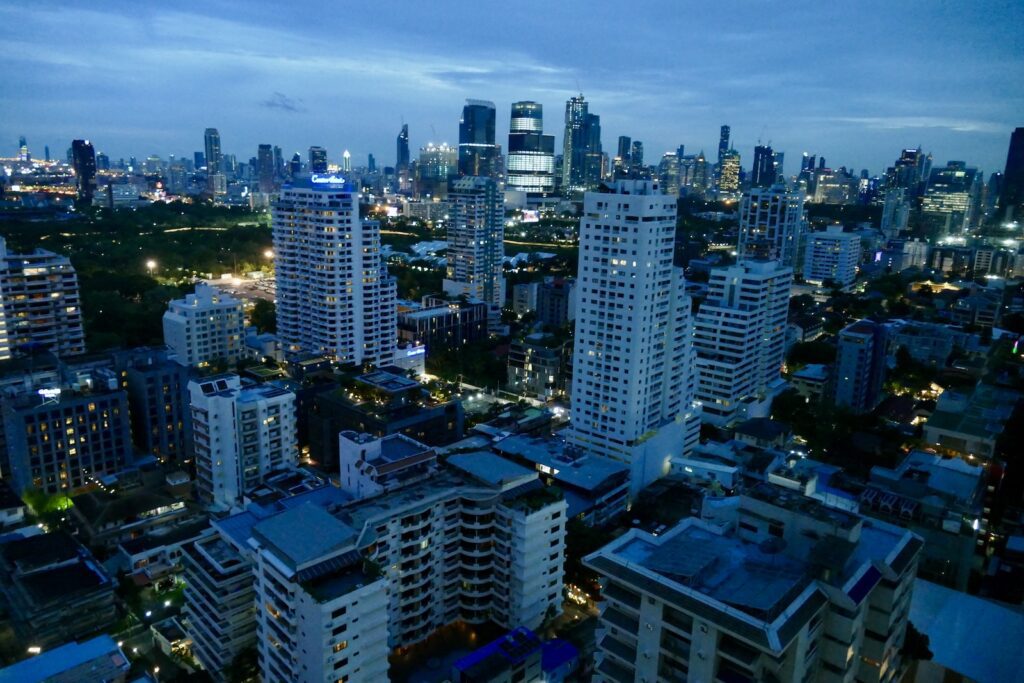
[[2, 2, 1022, 174]]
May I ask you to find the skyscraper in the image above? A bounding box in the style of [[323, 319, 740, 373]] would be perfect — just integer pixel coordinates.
[[70, 139, 97, 203], [444, 176, 505, 310], [17, 136, 28, 162], [881, 188, 911, 239], [718, 124, 730, 168], [203, 128, 222, 174], [617, 136, 631, 164], [921, 161, 982, 232], [256, 143, 275, 193], [415, 143, 458, 198], [693, 260, 792, 425], [751, 144, 776, 187], [342, 149, 351, 173], [630, 140, 644, 175], [568, 180, 699, 495], [718, 150, 740, 194], [368, 153, 376, 173], [561, 94, 602, 193], [273, 177, 396, 366], [737, 183, 805, 267], [998, 127, 1024, 222], [308, 146, 328, 174], [506, 101, 555, 193], [835, 320, 888, 413], [458, 99, 499, 177], [396, 124, 411, 193]]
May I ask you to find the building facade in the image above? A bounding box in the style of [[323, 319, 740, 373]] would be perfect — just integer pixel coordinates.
[[443, 176, 506, 310], [162, 284, 245, 368], [506, 101, 555, 194], [834, 320, 888, 414], [737, 184, 805, 268], [803, 225, 861, 287]]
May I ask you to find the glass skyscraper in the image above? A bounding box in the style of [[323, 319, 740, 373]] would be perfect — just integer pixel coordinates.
[[458, 100, 499, 177], [506, 101, 555, 193]]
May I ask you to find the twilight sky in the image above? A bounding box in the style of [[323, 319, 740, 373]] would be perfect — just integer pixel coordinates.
[[2, 1, 1022, 176]]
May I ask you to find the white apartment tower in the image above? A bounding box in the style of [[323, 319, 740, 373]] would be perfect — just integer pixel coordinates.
[[569, 180, 700, 496], [188, 374, 297, 510], [737, 183, 806, 268], [803, 225, 861, 287], [443, 176, 506, 310], [162, 283, 245, 367], [693, 260, 792, 426], [273, 177, 396, 366]]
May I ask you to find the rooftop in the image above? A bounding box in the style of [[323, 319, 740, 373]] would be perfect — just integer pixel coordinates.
[[357, 370, 419, 394], [871, 451, 983, 505], [447, 452, 537, 488], [926, 384, 1019, 444], [493, 434, 629, 492], [791, 363, 829, 382], [0, 635, 128, 683], [253, 502, 357, 571]]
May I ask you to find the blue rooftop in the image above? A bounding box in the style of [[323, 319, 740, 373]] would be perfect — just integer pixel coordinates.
[[447, 452, 536, 487], [0, 636, 128, 682]]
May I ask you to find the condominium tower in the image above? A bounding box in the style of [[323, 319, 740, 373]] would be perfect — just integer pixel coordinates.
[[444, 176, 505, 310], [162, 283, 245, 368], [737, 183, 805, 268]]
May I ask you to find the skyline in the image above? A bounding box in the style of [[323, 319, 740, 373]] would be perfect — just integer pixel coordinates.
[[2, 1, 1023, 175]]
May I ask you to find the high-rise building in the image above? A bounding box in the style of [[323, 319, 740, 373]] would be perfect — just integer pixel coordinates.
[[43, 144, 50, 162], [70, 139, 97, 203], [562, 94, 602, 192], [658, 152, 680, 193], [880, 188, 911, 239], [617, 136, 632, 165], [803, 225, 861, 287], [885, 147, 931, 197], [95, 151, 110, 171], [396, 124, 411, 193], [162, 283, 245, 368], [308, 146, 328, 174], [124, 349, 193, 464], [630, 140, 644, 175], [717, 124, 730, 168], [17, 136, 29, 162], [0, 237, 85, 358], [568, 180, 699, 495], [367, 153, 376, 173], [188, 374, 297, 509], [737, 183, 805, 267], [273, 177, 396, 366], [921, 161, 982, 232], [584, 484, 922, 683], [458, 99, 499, 177], [256, 143, 275, 193], [194, 151, 206, 170], [773, 150, 784, 179], [289, 152, 301, 178], [999, 127, 1024, 222], [204, 128, 222, 174], [751, 143, 776, 187], [414, 143, 458, 198], [693, 260, 792, 426], [718, 150, 740, 194], [443, 176, 505, 310], [506, 101, 555, 193], [272, 145, 283, 179], [834, 319, 888, 414], [342, 149, 351, 173]]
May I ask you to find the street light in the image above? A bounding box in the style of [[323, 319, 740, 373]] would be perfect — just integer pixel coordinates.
[[264, 249, 274, 259], [145, 259, 157, 275]]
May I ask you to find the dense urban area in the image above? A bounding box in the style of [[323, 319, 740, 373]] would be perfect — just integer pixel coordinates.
[[0, 78, 1023, 683]]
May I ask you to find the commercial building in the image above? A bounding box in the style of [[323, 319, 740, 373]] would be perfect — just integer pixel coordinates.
[[718, 150, 740, 194], [458, 99, 500, 178], [70, 139, 97, 203], [568, 180, 700, 495], [397, 296, 489, 352], [444, 176, 506, 311], [273, 176, 397, 366], [561, 94, 603, 193], [803, 225, 861, 286], [750, 144, 776, 188], [693, 260, 792, 426], [188, 374, 297, 510], [834, 320, 888, 414], [585, 485, 923, 683], [506, 101, 555, 194], [998, 127, 1024, 221], [162, 284, 245, 368], [415, 143, 458, 199], [0, 236, 86, 359], [123, 348, 193, 462], [737, 183, 805, 268], [921, 161, 983, 232]]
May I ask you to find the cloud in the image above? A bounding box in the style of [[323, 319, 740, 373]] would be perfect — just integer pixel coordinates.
[[828, 116, 1006, 135], [261, 92, 306, 113]]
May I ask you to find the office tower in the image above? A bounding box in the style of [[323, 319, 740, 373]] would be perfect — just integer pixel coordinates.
[[162, 283, 245, 368], [737, 183, 805, 267], [70, 139, 97, 203], [342, 149, 351, 172], [880, 188, 911, 238], [718, 150, 740, 193], [396, 123, 411, 192], [272, 145, 283, 179], [584, 485, 922, 683], [691, 150, 710, 193], [17, 136, 28, 162], [658, 153, 680, 193], [289, 152, 301, 178], [693, 260, 792, 426], [751, 143, 776, 187], [819, 156, 827, 169], [773, 150, 784, 179], [921, 161, 982, 232], [256, 143, 275, 193], [617, 136, 632, 164], [308, 145, 328, 174], [3, 368, 131, 494], [43, 144, 49, 162], [506, 101, 555, 193], [415, 143, 458, 198], [885, 147, 930, 197], [188, 374, 297, 509], [803, 225, 861, 286], [95, 151, 110, 171], [444, 176, 505, 310], [998, 127, 1024, 221], [0, 237, 85, 358], [630, 140, 644, 174], [273, 177, 396, 366], [204, 128, 222, 174], [368, 153, 376, 173], [194, 151, 206, 170], [562, 94, 602, 192], [717, 124, 730, 167], [458, 99, 499, 177], [835, 319, 888, 413], [568, 180, 700, 495]]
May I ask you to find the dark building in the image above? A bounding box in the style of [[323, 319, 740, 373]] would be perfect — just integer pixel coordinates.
[[289, 152, 302, 178], [458, 99, 499, 177], [0, 531, 116, 648], [562, 95, 603, 192], [71, 139, 97, 203], [307, 370, 464, 469], [999, 127, 1024, 222], [194, 151, 205, 170], [397, 124, 410, 169], [124, 349, 194, 463], [204, 128, 222, 174], [397, 296, 489, 352], [308, 146, 328, 174], [630, 140, 644, 175], [536, 278, 576, 328], [718, 124, 730, 168], [617, 136, 631, 165], [834, 319, 888, 414], [751, 144, 776, 188], [257, 143, 275, 194]]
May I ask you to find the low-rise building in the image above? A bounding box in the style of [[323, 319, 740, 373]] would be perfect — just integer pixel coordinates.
[[924, 384, 1018, 460], [451, 627, 579, 683], [507, 333, 571, 401], [789, 363, 831, 401], [0, 635, 130, 683], [397, 295, 489, 352]]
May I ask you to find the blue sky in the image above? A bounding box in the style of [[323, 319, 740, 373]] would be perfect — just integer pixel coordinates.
[[2, 1, 1022, 176]]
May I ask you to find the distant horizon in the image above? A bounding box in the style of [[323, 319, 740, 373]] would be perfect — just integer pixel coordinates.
[[2, 1, 1022, 176]]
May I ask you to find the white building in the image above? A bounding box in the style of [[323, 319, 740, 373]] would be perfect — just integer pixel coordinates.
[[880, 188, 910, 239], [737, 183, 805, 269], [693, 260, 792, 426], [338, 430, 437, 500], [568, 180, 700, 496], [188, 375, 297, 510], [443, 176, 506, 311], [803, 225, 861, 287], [162, 284, 245, 367], [273, 177, 396, 366], [585, 485, 923, 683]]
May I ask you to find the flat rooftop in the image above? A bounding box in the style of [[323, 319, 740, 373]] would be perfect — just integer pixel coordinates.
[[494, 434, 629, 492], [252, 503, 356, 571], [0, 635, 128, 683], [357, 370, 420, 394], [926, 384, 1018, 443], [447, 452, 537, 488]]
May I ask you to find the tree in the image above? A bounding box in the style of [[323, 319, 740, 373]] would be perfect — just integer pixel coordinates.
[[901, 621, 933, 661], [226, 646, 260, 683], [249, 298, 276, 333]]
